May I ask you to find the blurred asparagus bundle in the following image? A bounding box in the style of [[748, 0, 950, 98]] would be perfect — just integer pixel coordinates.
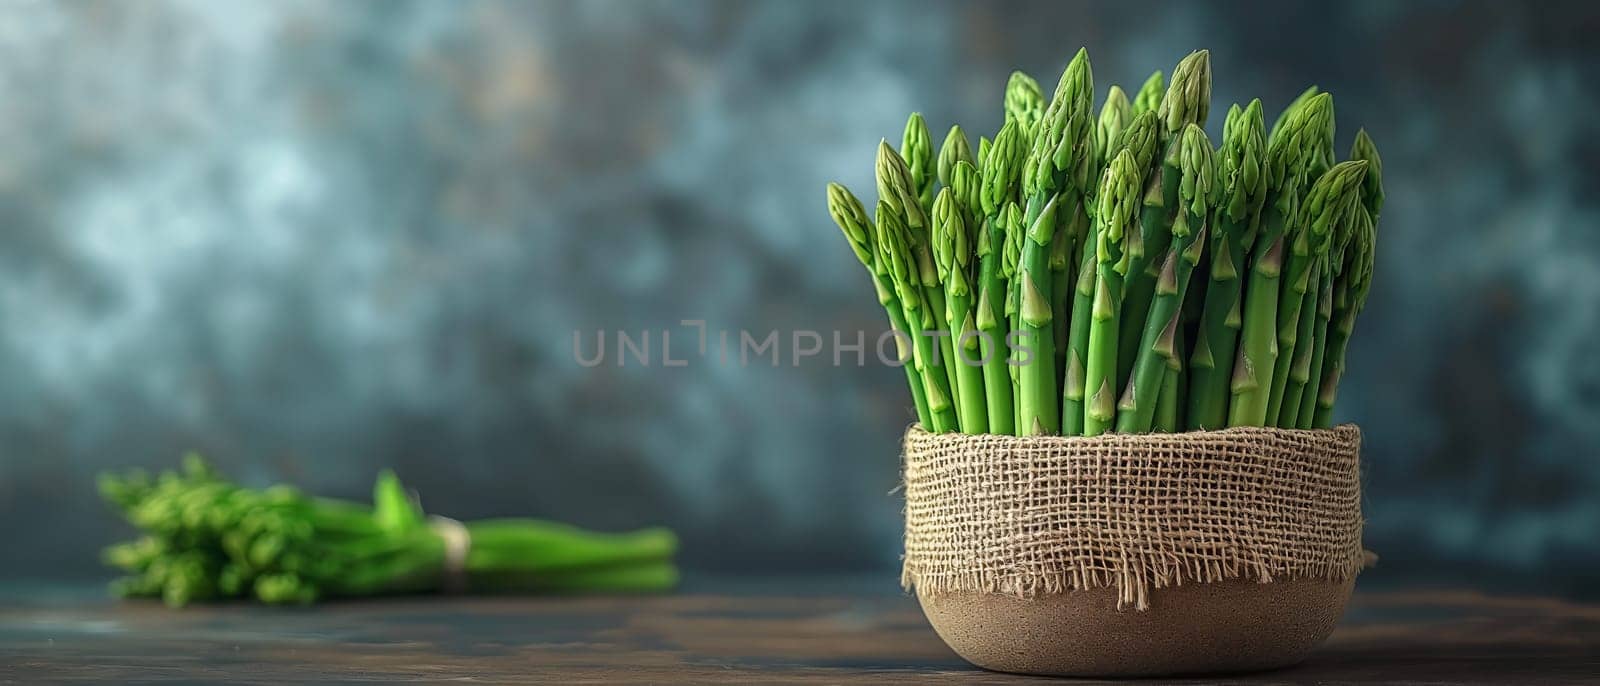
[[828, 49, 1382, 435], [100, 456, 678, 607]]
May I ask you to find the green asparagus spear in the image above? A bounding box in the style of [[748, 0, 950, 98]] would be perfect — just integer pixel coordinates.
[[1229, 93, 1334, 426], [1049, 197, 1084, 393], [1094, 85, 1132, 182], [1313, 130, 1383, 428], [949, 160, 991, 413], [1005, 70, 1045, 136], [1084, 149, 1142, 435], [933, 187, 989, 433], [1269, 86, 1320, 146], [1187, 100, 1269, 429], [1265, 159, 1367, 424], [876, 139, 927, 231], [1351, 129, 1385, 222], [1117, 124, 1216, 433], [1116, 50, 1212, 393], [938, 125, 973, 188], [903, 113, 936, 214], [1131, 70, 1164, 118], [1062, 111, 1159, 434], [1297, 253, 1336, 429], [880, 142, 961, 416], [827, 183, 932, 426], [944, 128, 982, 252], [950, 158, 983, 239], [1001, 200, 1023, 333], [1016, 195, 1061, 435], [1279, 258, 1322, 428], [1015, 48, 1095, 435], [1062, 234, 1098, 435], [976, 122, 1027, 434], [1001, 201, 1025, 428], [1049, 84, 1112, 393], [875, 198, 958, 433], [1155, 326, 1183, 432]]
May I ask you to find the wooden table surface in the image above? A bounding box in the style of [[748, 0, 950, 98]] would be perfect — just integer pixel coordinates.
[[2, 583, 1596, 684]]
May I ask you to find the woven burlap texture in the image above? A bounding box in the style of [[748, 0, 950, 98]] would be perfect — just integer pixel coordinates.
[[902, 424, 1364, 610]]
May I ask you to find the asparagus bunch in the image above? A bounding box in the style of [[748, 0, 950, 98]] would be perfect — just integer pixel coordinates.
[[101, 456, 678, 607], [826, 47, 1384, 436]]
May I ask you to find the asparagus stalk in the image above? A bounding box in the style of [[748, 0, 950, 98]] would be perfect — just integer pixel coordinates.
[[1084, 149, 1142, 435], [1279, 258, 1322, 428], [1016, 195, 1061, 436], [1001, 200, 1024, 418], [1265, 159, 1367, 424], [1094, 85, 1132, 184], [1313, 130, 1383, 428], [1155, 326, 1183, 432], [1228, 92, 1333, 426], [903, 113, 936, 214], [1050, 84, 1108, 389], [876, 137, 928, 231], [933, 187, 989, 433], [1015, 48, 1095, 435], [949, 160, 993, 427], [1049, 198, 1083, 393], [827, 183, 932, 426], [1062, 111, 1159, 433], [1131, 70, 1165, 118], [938, 125, 973, 188], [1005, 70, 1046, 137], [1117, 124, 1216, 433], [1355, 131, 1385, 216], [879, 142, 961, 418], [1186, 100, 1269, 430], [875, 198, 958, 433], [994, 73, 1045, 418], [1116, 50, 1212, 393], [1062, 234, 1098, 435], [1269, 85, 1320, 147], [1297, 254, 1336, 429], [976, 121, 1027, 434]]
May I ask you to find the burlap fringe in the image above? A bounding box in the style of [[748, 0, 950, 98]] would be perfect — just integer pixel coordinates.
[[901, 424, 1365, 611]]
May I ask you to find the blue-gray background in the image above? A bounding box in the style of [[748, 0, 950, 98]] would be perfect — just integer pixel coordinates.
[[2, 0, 1597, 597]]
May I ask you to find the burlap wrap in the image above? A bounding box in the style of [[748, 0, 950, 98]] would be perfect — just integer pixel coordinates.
[[902, 424, 1364, 610]]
